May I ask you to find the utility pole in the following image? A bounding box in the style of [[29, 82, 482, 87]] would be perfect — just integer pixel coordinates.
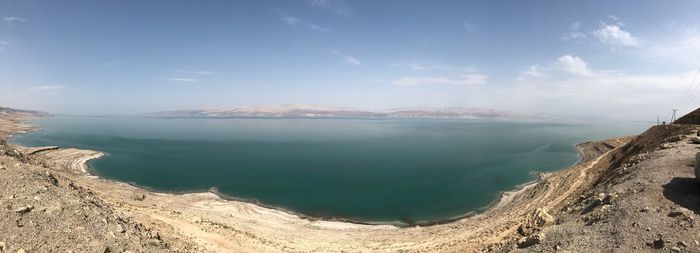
[[671, 109, 678, 123], [657, 116, 660, 125]]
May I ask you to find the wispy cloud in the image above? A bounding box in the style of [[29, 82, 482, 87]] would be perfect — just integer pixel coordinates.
[[393, 68, 488, 86], [0, 41, 9, 50], [463, 20, 476, 32], [27, 85, 64, 93], [3, 16, 26, 24], [562, 21, 587, 41], [166, 78, 198, 83], [308, 0, 352, 16], [343, 55, 360, 65], [518, 65, 546, 80], [647, 28, 700, 67], [330, 49, 360, 66], [391, 62, 450, 71], [592, 23, 640, 48], [512, 54, 695, 119], [279, 14, 330, 32], [102, 61, 126, 66], [174, 70, 216, 75]]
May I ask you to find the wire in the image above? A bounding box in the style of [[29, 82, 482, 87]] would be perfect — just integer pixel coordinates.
[[680, 68, 700, 110]]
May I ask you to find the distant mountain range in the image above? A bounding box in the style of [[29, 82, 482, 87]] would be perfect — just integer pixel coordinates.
[[145, 105, 533, 119], [0, 106, 52, 117]]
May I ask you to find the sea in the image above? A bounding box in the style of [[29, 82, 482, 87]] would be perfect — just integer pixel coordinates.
[[11, 116, 649, 224]]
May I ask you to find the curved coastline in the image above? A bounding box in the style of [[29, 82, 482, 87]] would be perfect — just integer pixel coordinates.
[[11, 120, 596, 228], [2, 113, 635, 252]]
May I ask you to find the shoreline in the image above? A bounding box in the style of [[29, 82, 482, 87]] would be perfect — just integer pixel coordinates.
[[1, 112, 636, 252], [9, 117, 597, 228]]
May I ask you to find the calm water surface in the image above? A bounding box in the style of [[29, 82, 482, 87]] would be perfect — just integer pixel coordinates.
[[11, 116, 649, 224]]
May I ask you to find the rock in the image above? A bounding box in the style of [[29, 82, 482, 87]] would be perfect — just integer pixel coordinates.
[[671, 246, 681, 252], [533, 208, 555, 227], [133, 194, 146, 201], [145, 238, 161, 246], [695, 152, 700, 181], [0, 241, 5, 251], [116, 223, 125, 233], [14, 205, 33, 214], [517, 233, 545, 248], [518, 208, 554, 236], [692, 137, 700, 144], [666, 135, 683, 142], [45, 171, 58, 186], [661, 143, 674, 149], [17, 249, 27, 253], [5, 149, 22, 157], [647, 237, 665, 249], [668, 211, 686, 217]]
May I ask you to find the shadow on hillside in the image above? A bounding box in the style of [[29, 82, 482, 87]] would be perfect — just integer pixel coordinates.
[[663, 177, 700, 213]]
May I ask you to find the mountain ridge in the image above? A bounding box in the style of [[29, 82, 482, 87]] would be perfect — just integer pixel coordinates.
[[144, 105, 533, 119]]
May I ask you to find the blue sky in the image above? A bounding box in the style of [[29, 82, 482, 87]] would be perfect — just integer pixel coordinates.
[[1, 0, 700, 120]]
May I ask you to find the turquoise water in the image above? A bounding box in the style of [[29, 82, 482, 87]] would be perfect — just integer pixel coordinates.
[[11, 116, 648, 224]]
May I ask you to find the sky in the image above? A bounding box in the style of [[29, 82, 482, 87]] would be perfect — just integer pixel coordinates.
[[1, 0, 700, 121]]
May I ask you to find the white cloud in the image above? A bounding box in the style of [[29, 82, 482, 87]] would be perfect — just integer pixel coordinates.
[[166, 78, 198, 82], [0, 41, 9, 50], [175, 70, 216, 75], [280, 14, 330, 32], [393, 72, 488, 86], [3, 16, 26, 24], [570, 21, 582, 30], [391, 62, 450, 71], [563, 32, 587, 41], [343, 55, 360, 66], [592, 24, 640, 48], [562, 21, 588, 41], [647, 29, 700, 67], [508, 55, 696, 120], [27, 85, 64, 93], [102, 61, 125, 66], [463, 20, 476, 32], [518, 65, 546, 79], [557, 55, 591, 76], [330, 49, 360, 66], [308, 0, 352, 16], [282, 16, 300, 25]]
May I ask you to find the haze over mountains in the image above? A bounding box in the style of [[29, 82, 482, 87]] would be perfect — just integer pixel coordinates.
[[0, 106, 52, 117], [146, 105, 531, 119]]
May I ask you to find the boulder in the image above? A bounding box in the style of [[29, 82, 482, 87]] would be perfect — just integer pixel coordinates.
[[692, 137, 700, 144], [518, 208, 554, 236], [532, 208, 555, 227], [517, 232, 545, 248], [666, 135, 683, 142], [14, 205, 33, 214]]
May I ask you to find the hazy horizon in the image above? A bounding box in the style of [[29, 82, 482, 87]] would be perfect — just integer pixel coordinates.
[[1, 0, 700, 121]]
